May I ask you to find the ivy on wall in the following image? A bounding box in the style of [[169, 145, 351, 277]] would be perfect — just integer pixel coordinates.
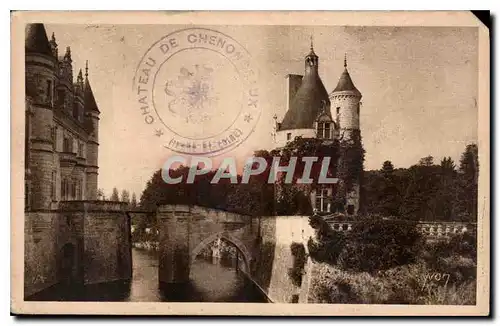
[[335, 130, 365, 212], [271, 135, 364, 215]]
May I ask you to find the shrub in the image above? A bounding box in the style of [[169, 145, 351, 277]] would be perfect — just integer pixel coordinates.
[[287, 242, 307, 287], [309, 263, 392, 304], [309, 260, 477, 305], [338, 218, 423, 273], [421, 232, 477, 279], [307, 215, 346, 265], [290, 294, 299, 303]]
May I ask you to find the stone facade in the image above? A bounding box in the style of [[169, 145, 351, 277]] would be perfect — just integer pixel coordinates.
[[25, 23, 100, 211], [24, 24, 132, 299]]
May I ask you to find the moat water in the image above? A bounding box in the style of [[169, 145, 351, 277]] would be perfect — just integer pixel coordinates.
[[27, 248, 267, 302]]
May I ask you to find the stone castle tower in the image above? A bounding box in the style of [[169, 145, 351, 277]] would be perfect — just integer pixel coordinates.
[[25, 23, 100, 210], [274, 41, 362, 216]]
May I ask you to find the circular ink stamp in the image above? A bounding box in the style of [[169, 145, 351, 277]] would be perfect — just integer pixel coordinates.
[[133, 28, 261, 156]]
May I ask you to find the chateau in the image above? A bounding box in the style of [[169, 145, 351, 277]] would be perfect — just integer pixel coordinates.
[[25, 23, 100, 211], [274, 41, 363, 215]]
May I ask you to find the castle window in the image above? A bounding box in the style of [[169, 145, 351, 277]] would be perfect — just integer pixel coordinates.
[[51, 126, 57, 149], [72, 103, 79, 120], [57, 89, 65, 109], [287, 133, 292, 141], [61, 178, 67, 200], [78, 142, 84, 157], [76, 179, 82, 200], [63, 135, 73, 152], [315, 187, 331, 213], [70, 180, 76, 199], [336, 107, 340, 116], [46, 80, 52, 105], [317, 122, 331, 139], [51, 171, 56, 200], [79, 106, 84, 122]]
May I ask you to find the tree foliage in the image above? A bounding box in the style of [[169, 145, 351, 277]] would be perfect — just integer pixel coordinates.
[[362, 144, 479, 221], [308, 215, 423, 274], [110, 187, 119, 201]]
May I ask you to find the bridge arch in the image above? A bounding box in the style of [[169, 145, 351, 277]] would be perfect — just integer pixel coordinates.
[[190, 232, 252, 273]]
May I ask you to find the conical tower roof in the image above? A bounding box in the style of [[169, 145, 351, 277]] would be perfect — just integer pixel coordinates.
[[25, 23, 53, 56], [331, 55, 361, 97], [280, 44, 330, 131], [84, 80, 100, 113], [84, 62, 100, 114]]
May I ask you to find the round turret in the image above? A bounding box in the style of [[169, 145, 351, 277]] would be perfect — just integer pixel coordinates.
[[25, 23, 57, 209], [329, 55, 362, 141]]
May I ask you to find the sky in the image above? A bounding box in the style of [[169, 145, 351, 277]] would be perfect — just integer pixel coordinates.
[[45, 24, 478, 198]]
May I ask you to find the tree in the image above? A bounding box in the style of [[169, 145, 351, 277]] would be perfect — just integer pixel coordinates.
[[377, 160, 401, 217], [381, 160, 394, 177], [96, 188, 105, 201], [399, 157, 440, 220], [121, 189, 130, 204], [456, 144, 479, 221], [131, 192, 137, 208], [432, 157, 457, 221], [110, 187, 120, 201], [418, 155, 434, 167]]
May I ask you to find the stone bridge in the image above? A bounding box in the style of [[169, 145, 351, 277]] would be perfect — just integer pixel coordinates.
[[156, 205, 259, 285]]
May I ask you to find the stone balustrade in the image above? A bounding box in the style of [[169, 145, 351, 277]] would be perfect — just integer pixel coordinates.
[[417, 221, 476, 239], [323, 218, 476, 240]]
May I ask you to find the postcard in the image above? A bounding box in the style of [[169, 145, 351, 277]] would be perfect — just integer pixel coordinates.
[[11, 10, 490, 316]]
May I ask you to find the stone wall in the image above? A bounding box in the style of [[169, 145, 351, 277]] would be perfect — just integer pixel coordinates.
[[24, 211, 62, 298], [24, 201, 132, 298], [251, 215, 315, 303]]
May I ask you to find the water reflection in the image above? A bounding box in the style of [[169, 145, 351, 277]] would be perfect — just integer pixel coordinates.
[[27, 248, 266, 302]]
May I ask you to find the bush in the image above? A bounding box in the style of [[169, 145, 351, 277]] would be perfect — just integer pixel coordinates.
[[421, 232, 477, 280], [307, 215, 346, 265], [287, 242, 307, 287], [309, 263, 392, 304], [309, 261, 477, 305]]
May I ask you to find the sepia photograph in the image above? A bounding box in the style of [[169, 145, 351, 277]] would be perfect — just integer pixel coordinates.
[[10, 11, 490, 316]]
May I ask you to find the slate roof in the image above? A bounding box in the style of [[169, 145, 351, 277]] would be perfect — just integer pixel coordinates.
[[331, 67, 361, 97], [84, 79, 100, 114], [25, 23, 53, 56], [280, 69, 330, 131]]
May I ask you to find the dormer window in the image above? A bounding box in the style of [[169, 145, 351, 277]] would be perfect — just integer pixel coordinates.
[[57, 89, 65, 109], [317, 122, 331, 139], [72, 103, 79, 120]]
